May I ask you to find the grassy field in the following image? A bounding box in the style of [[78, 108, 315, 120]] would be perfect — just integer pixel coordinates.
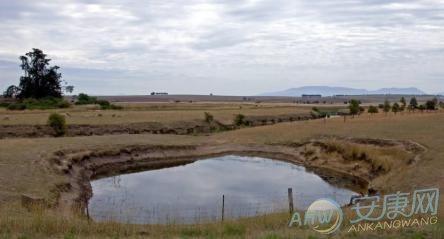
[[0, 102, 327, 125], [0, 102, 443, 238]]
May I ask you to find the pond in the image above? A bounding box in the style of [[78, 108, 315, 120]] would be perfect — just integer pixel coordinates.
[[88, 155, 359, 224]]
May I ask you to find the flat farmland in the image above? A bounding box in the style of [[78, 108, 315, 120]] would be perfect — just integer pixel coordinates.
[[0, 102, 339, 125]]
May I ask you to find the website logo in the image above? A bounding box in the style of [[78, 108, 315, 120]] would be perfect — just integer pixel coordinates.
[[289, 188, 439, 234], [289, 198, 343, 234]]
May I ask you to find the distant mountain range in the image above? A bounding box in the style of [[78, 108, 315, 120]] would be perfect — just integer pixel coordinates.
[[261, 86, 427, 97]]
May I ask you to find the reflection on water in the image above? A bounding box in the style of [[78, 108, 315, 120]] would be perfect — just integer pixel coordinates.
[[89, 155, 357, 224]]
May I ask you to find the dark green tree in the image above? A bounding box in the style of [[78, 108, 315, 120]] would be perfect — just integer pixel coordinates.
[[383, 100, 391, 114], [409, 97, 418, 111], [368, 105, 379, 115], [3, 85, 20, 98], [392, 102, 400, 114], [425, 100, 437, 110], [65, 85, 74, 94], [17, 48, 63, 99], [348, 99, 361, 117], [400, 97, 406, 111]]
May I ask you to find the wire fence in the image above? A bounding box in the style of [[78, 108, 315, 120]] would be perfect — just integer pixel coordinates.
[[88, 189, 356, 224]]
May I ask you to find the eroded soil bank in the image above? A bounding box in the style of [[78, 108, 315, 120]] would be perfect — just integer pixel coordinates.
[[39, 137, 425, 217]]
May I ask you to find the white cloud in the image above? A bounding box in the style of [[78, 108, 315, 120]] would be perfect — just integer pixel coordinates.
[[1, 0, 444, 95]]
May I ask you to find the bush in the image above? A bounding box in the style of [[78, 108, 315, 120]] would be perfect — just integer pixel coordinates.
[[368, 105, 379, 114], [204, 112, 214, 123], [6, 97, 70, 110], [234, 114, 246, 126], [57, 100, 71, 108], [75, 93, 97, 105], [48, 113, 66, 136], [96, 100, 111, 109], [75, 93, 122, 110], [7, 102, 26, 110]]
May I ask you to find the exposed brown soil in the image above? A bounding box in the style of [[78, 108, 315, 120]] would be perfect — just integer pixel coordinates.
[[0, 113, 316, 139], [41, 137, 425, 218]]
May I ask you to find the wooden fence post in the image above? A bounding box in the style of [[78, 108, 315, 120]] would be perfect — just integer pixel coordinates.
[[222, 194, 225, 221], [288, 188, 294, 214]]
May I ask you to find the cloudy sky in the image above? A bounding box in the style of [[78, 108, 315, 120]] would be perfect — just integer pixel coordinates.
[[1, 0, 444, 95]]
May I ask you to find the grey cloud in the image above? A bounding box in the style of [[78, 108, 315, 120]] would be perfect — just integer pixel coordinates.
[[1, 0, 444, 95], [191, 28, 250, 50]]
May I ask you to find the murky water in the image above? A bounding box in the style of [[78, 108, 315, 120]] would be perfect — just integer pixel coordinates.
[[88, 155, 358, 224]]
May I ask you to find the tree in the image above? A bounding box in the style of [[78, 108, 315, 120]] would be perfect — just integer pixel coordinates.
[[348, 99, 361, 117], [383, 100, 391, 114], [65, 85, 74, 94], [3, 85, 20, 98], [425, 100, 437, 110], [409, 97, 418, 111], [16, 48, 63, 99], [400, 97, 406, 111], [368, 105, 379, 115], [392, 102, 400, 114]]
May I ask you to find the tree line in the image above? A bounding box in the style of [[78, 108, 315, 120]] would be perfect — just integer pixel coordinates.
[[349, 96, 442, 116]]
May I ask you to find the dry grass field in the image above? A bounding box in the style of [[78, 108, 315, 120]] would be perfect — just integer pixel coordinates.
[[0, 102, 328, 125], [0, 102, 443, 238]]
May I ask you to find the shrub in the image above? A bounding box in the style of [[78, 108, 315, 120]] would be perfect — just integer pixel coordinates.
[[7, 102, 26, 110], [110, 104, 123, 110], [204, 112, 214, 123], [368, 105, 379, 114], [0, 102, 10, 108], [48, 113, 66, 136], [57, 100, 71, 108], [75, 93, 121, 110], [75, 93, 97, 105], [371, 155, 393, 173], [234, 114, 246, 126], [5, 97, 70, 110], [96, 100, 111, 109]]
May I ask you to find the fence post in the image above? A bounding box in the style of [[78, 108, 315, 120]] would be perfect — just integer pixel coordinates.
[[222, 194, 225, 221], [288, 188, 294, 214], [84, 198, 90, 221]]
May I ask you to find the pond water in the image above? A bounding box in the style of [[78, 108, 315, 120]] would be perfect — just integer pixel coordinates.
[[88, 155, 358, 224]]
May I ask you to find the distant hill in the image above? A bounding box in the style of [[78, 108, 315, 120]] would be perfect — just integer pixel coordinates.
[[261, 86, 426, 96]]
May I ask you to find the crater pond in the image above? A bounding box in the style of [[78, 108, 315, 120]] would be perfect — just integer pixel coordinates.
[[88, 155, 358, 224]]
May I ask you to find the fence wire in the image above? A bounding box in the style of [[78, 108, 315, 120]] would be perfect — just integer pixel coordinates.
[[88, 190, 356, 224]]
